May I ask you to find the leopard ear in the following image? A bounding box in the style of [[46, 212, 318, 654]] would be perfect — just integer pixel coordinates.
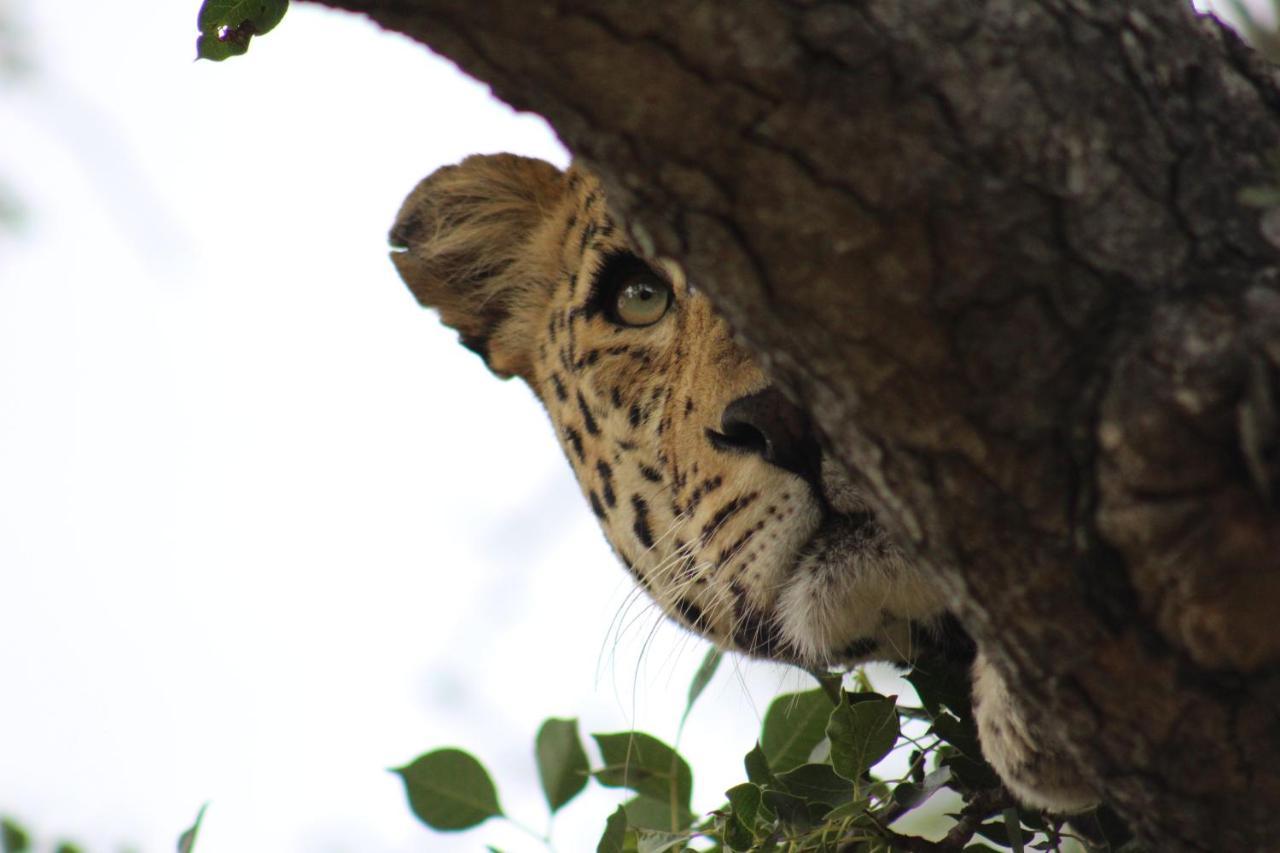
[[389, 153, 567, 380]]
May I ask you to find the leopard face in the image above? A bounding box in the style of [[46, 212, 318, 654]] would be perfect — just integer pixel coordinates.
[[389, 153, 945, 668]]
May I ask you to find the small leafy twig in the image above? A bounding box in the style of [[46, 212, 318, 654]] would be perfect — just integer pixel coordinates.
[[848, 787, 1013, 852]]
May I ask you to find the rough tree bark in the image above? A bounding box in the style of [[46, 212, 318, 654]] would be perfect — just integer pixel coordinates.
[[312, 1, 1280, 848]]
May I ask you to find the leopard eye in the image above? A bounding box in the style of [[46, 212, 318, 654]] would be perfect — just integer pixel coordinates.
[[613, 274, 672, 327]]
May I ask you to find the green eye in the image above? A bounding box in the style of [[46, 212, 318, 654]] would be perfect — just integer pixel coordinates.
[[614, 276, 672, 327]]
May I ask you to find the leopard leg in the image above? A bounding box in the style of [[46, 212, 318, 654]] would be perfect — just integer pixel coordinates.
[[971, 649, 1100, 813]]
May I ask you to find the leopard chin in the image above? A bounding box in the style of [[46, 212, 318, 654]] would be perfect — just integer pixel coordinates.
[[773, 458, 948, 669]]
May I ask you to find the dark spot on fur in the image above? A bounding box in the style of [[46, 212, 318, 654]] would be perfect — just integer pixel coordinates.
[[578, 222, 597, 255], [628, 404, 645, 428], [683, 475, 724, 516], [718, 522, 764, 565], [596, 460, 616, 508], [577, 391, 600, 435], [620, 554, 651, 590], [627, 349, 653, 366], [564, 426, 585, 462], [674, 597, 710, 633], [588, 490, 606, 519], [638, 464, 663, 483], [549, 373, 568, 402], [631, 494, 654, 550], [684, 398, 694, 417], [701, 493, 758, 540], [731, 607, 787, 658], [610, 387, 623, 408]]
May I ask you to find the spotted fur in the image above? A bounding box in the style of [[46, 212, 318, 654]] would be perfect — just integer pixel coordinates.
[[390, 154, 1098, 813]]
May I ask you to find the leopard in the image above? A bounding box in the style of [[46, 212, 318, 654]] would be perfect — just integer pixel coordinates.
[[388, 152, 1098, 814]]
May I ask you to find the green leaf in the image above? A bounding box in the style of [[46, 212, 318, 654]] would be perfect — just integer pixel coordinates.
[[53, 845, 84, 853], [760, 789, 813, 829], [774, 763, 855, 809], [194, 34, 246, 61], [821, 798, 872, 822], [726, 783, 762, 828], [973, 821, 1012, 847], [393, 749, 503, 831], [1004, 807, 1025, 853], [724, 783, 765, 850], [195, 0, 288, 61], [176, 803, 207, 853], [621, 795, 694, 832], [597, 806, 628, 853], [681, 645, 722, 727], [760, 689, 836, 773], [929, 712, 982, 759], [1, 818, 31, 853], [890, 765, 952, 814], [723, 812, 755, 852], [744, 742, 776, 787], [594, 732, 693, 810], [535, 717, 590, 813], [827, 693, 899, 781], [807, 669, 844, 704], [635, 830, 690, 853], [941, 754, 1002, 792]]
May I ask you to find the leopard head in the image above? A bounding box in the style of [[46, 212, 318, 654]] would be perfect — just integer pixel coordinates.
[[389, 154, 946, 668]]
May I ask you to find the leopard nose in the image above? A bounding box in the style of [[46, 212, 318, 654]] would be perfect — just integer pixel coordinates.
[[709, 386, 822, 480]]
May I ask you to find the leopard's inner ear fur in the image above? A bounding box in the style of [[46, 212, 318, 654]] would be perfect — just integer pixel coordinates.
[[389, 153, 566, 381]]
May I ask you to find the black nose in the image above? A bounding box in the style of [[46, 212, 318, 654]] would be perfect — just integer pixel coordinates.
[[709, 386, 822, 480]]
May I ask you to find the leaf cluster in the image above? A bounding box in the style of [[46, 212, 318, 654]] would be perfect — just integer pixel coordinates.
[[394, 649, 1140, 852]]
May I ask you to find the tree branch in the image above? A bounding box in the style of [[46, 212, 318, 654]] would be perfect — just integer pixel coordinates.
[[309, 1, 1280, 847]]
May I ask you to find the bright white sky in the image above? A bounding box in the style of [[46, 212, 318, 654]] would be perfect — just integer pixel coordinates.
[[0, 1, 1251, 852]]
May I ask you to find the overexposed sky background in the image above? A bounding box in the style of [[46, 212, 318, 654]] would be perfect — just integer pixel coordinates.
[[0, 1, 1257, 851]]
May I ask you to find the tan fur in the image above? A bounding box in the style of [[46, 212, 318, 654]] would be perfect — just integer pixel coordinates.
[[390, 153, 1098, 813], [390, 154, 566, 379]]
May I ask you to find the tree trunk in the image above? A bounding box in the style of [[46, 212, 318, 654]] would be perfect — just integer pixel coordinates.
[[311, 1, 1280, 848]]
